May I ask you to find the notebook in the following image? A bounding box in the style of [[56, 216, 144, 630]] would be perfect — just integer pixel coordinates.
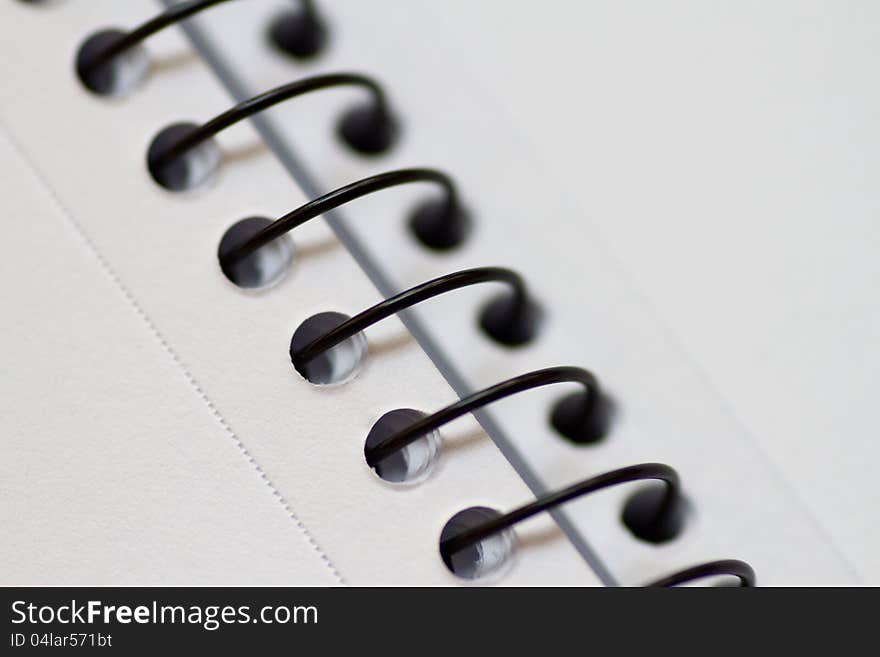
[[2, 0, 874, 586]]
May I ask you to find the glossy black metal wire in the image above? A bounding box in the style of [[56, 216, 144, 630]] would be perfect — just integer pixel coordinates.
[[149, 73, 391, 171], [645, 559, 756, 587], [439, 463, 681, 559], [68, 0, 724, 586], [268, 0, 327, 59], [77, 0, 238, 76], [290, 267, 530, 369], [365, 367, 599, 467], [220, 168, 459, 270]]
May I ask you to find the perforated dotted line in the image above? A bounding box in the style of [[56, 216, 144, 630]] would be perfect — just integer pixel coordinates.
[[0, 118, 346, 585]]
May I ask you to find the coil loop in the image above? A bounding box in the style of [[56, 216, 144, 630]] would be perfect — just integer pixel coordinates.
[[440, 463, 686, 578], [147, 73, 397, 190], [290, 267, 540, 384], [645, 559, 756, 587], [366, 367, 610, 477], [76, 0, 239, 96], [218, 169, 469, 286]]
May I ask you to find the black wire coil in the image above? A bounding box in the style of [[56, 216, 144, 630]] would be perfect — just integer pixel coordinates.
[[76, 0, 240, 96], [71, 1, 756, 587], [147, 73, 398, 191]]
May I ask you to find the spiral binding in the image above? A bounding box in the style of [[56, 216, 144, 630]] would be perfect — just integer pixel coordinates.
[[146, 73, 398, 192], [64, 0, 756, 587]]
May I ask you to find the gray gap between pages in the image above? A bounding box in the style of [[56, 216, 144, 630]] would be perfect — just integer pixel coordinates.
[[163, 0, 617, 587]]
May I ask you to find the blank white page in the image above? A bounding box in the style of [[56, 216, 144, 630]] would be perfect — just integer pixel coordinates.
[[0, 125, 341, 585], [412, 0, 880, 583]]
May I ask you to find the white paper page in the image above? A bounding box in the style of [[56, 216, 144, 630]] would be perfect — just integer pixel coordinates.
[[0, 126, 340, 585], [187, 0, 873, 583], [0, 0, 601, 586], [431, 0, 880, 582]]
